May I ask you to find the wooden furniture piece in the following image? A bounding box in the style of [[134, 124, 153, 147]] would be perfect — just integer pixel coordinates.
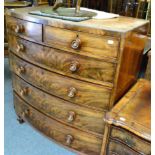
[[6, 6, 149, 155], [4, 1, 32, 57], [104, 79, 151, 155], [145, 51, 151, 80]]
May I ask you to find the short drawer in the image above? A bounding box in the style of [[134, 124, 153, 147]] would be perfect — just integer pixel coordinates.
[[14, 94, 102, 155], [6, 16, 42, 42], [110, 126, 151, 155], [107, 139, 140, 155], [9, 53, 112, 111], [8, 36, 116, 86], [44, 26, 120, 60], [13, 74, 105, 136]]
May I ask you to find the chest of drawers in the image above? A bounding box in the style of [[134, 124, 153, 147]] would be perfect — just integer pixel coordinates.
[[104, 79, 151, 155], [6, 6, 149, 155]]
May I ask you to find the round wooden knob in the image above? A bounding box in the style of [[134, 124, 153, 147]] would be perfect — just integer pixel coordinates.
[[66, 135, 74, 145], [20, 87, 28, 96], [71, 36, 81, 50], [68, 87, 77, 98], [16, 44, 25, 52], [69, 61, 79, 72], [17, 66, 25, 74], [14, 25, 24, 33], [67, 111, 76, 122]]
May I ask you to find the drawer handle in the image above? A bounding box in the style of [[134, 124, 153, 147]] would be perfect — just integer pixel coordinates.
[[20, 87, 28, 96], [67, 111, 76, 122], [71, 35, 81, 50], [70, 61, 79, 72], [68, 87, 77, 98], [16, 44, 25, 53], [66, 135, 74, 145], [16, 66, 25, 74], [14, 25, 24, 33]]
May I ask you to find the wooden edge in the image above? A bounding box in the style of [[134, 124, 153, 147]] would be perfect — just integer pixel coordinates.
[[104, 111, 151, 141]]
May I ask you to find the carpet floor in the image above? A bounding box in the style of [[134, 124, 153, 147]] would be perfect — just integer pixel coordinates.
[[4, 58, 75, 155]]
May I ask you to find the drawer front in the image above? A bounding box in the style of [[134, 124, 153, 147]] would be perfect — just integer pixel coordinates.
[[44, 26, 120, 60], [110, 127, 151, 155], [14, 94, 102, 155], [8, 36, 116, 86], [107, 139, 140, 155], [13, 74, 105, 135], [9, 53, 112, 111], [6, 16, 42, 42]]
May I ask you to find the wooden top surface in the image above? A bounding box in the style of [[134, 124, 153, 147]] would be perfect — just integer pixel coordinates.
[[6, 6, 149, 34], [105, 79, 151, 141]]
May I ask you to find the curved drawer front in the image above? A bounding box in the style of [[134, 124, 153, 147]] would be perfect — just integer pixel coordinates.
[[111, 127, 151, 155], [6, 16, 42, 42], [107, 139, 140, 155], [12, 74, 105, 135], [9, 53, 112, 111], [8, 36, 116, 86], [44, 26, 120, 60], [14, 94, 102, 155]]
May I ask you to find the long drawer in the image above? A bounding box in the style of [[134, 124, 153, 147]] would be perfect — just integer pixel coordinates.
[[9, 53, 112, 111], [14, 94, 103, 155], [107, 139, 140, 155], [12, 74, 105, 136], [110, 126, 151, 155], [8, 36, 116, 86], [44, 26, 120, 60], [6, 16, 42, 42]]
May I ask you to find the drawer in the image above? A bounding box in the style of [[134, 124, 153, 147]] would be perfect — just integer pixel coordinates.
[[8, 36, 116, 86], [9, 53, 112, 111], [44, 26, 120, 60], [12, 74, 105, 136], [6, 16, 42, 42], [107, 139, 140, 155], [14, 94, 102, 155], [110, 126, 151, 155]]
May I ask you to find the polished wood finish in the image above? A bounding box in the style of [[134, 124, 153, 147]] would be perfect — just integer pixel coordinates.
[[6, 16, 42, 42], [14, 94, 103, 155], [8, 36, 116, 86], [110, 126, 151, 155], [12, 74, 105, 136], [107, 139, 140, 155], [104, 79, 151, 155], [9, 53, 112, 111], [44, 26, 120, 60], [145, 51, 151, 80], [6, 6, 149, 155]]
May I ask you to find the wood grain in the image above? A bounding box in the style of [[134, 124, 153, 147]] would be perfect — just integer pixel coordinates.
[[8, 35, 116, 86], [114, 29, 148, 102], [107, 139, 140, 155], [14, 93, 103, 155], [6, 16, 42, 42], [44, 26, 120, 60], [110, 126, 151, 155], [105, 79, 151, 141], [12, 74, 105, 136], [9, 53, 112, 111]]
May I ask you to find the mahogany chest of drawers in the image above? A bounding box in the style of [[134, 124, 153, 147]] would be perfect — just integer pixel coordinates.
[[6, 6, 149, 155], [104, 79, 151, 155]]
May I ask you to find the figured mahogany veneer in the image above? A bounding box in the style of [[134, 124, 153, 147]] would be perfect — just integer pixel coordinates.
[[9, 53, 112, 111], [12, 74, 105, 136], [14, 94, 103, 155], [6, 6, 149, 155], [8, 35, 116, 86]]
